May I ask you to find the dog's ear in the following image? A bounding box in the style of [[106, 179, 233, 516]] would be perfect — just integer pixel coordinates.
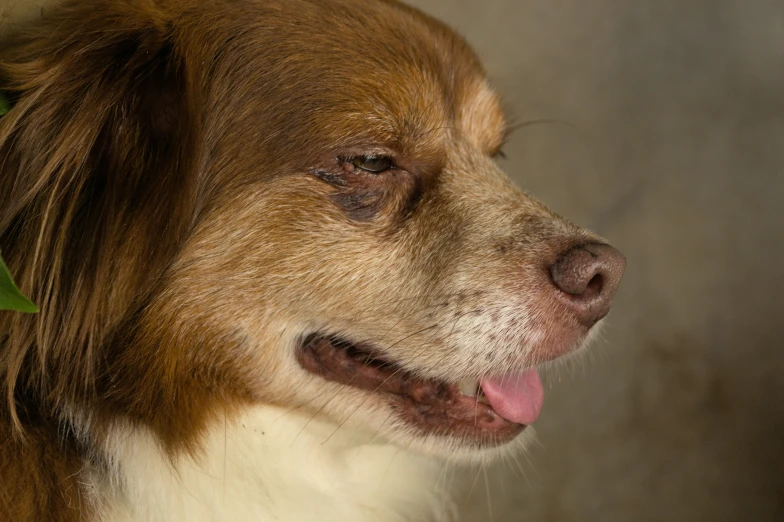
[[0, 2, 200, 426]]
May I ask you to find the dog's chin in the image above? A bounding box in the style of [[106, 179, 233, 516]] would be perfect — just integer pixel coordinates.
[[375, 412, 540, 465], [296, 333, 538, 460]]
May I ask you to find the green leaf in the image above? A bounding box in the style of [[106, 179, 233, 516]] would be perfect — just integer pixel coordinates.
[[0, 96, 35, 313], [0, 251, 38, 313], [0, 90, 9, 117]]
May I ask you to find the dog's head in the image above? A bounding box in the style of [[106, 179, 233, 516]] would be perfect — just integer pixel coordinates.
[[0, 0, 624, 462]]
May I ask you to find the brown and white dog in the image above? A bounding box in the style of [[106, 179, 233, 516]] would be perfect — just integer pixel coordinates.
[[0, 0, 625, 520]]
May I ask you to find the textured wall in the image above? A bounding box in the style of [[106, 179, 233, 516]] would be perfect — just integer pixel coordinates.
[[3, 1, 783, 521]]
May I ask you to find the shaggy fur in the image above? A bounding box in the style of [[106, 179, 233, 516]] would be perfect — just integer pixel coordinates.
[[0, 0, 622, 520]]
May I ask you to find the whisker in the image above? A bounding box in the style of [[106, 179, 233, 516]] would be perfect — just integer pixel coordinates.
[[291, 373, 360, 446], [509, 452, 532, 489], [466, 464, 483, 502], [482, 463, 494, 522], [365, 412, 394, 447]]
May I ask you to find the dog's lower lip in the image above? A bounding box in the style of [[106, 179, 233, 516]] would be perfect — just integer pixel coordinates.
[[296, 333, 526, 444]]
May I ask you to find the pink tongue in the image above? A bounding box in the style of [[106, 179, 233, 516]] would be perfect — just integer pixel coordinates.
[[480, 369, 544, 425]]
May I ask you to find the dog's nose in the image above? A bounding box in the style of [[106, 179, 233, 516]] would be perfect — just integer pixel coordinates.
[[549, 243, 626, 327]]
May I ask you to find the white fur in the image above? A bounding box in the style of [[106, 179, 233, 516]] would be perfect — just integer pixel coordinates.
[[90, 405, 464, 522]]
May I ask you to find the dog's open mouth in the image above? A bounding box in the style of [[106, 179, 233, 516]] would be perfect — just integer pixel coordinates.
[[297, 333, 544, 445]]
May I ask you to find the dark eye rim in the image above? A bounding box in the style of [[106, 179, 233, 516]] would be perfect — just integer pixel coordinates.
[[343, 154, 395, 174]]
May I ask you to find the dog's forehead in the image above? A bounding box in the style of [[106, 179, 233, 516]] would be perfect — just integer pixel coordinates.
[[222, 0, 507, 161], [330, 0, 507, 155]]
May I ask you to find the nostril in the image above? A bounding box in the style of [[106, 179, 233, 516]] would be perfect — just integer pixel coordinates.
[[549, 243, 626, 327], [549, 247, 601, 296], [583, 273, 603, 299]]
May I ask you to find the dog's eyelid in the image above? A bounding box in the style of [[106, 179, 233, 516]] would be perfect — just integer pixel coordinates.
[[342, 154, 396, 174]]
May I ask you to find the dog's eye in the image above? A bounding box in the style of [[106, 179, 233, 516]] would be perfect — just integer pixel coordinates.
[[351, 155, 393, 173]]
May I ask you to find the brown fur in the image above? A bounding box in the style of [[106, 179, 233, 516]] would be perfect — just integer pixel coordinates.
[[0, 0, 608, 520], [1, 405, 92, 521]]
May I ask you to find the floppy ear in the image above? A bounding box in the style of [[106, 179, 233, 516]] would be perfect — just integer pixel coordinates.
[[0, 1, 200, 426]]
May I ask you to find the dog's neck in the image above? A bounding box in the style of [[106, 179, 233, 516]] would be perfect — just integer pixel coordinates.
[[88, 405, 461, 522]]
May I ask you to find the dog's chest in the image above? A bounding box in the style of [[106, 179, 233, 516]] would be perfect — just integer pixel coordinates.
[[93, 406, 458, 522]]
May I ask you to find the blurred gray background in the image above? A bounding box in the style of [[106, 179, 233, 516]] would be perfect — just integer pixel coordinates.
[[3, 1, 783, 521]]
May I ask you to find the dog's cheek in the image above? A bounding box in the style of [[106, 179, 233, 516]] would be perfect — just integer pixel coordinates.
[[180, 176, 429, 339], [330, 190, 385, 221]]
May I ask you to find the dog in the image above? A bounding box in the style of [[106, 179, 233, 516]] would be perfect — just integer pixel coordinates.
[[0, 0, 625, 520]]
